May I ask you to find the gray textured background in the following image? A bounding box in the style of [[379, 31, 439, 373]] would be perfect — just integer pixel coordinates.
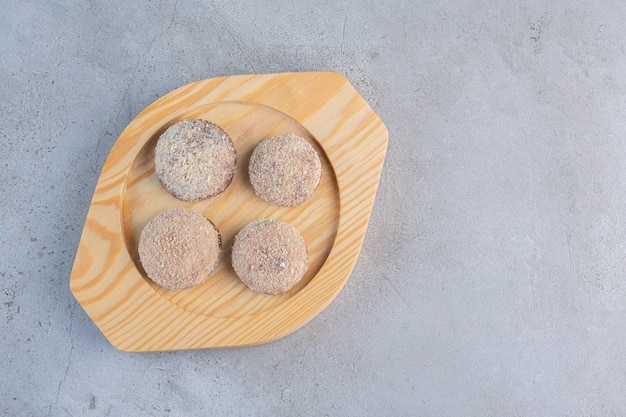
[[2, 0, 626, 415]]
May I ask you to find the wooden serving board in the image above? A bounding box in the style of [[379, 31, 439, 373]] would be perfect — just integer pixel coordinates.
[[70, 72, 388, 351]]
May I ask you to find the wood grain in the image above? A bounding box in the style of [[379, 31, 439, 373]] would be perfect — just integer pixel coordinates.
[[70, 72, 388, 351]]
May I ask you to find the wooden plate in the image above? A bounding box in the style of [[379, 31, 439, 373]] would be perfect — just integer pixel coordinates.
[[70, 72, 388, 351]]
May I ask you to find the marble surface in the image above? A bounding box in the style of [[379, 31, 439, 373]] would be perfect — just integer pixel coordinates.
[[2, 0, 626, 415]]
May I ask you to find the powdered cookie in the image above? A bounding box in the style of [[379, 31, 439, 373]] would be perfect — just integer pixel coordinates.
[[138, 208, 221, 290], [232, 219, 308, 295], [155, 119, 237, 202], [249, 134, 321, 206]]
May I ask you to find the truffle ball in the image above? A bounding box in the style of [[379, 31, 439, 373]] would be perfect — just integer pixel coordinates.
[[249, 134, 321, 206], [231, 219, 308, 295], [138, 208, 221, 290], [155, 119, 237, 202]]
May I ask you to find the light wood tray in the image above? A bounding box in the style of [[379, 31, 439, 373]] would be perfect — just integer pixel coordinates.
[[70, 72, 388, 351]]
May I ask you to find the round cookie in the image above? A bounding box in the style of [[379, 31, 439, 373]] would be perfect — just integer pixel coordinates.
[[248, 133, 321, 207], [155, 119, 237, 202], [138, 208, 221, 290], [231, 219, 308, 295]]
